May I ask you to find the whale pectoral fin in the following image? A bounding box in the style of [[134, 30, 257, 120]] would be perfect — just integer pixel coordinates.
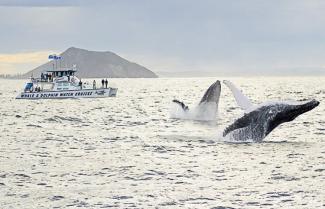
[[199, 80, 221, 104], [223, 80, 254, 112], [223, 114, 251, 137], [172, 99, 189, 111]]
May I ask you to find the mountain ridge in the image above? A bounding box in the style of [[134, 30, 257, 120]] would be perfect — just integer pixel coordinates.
[[20, 47, 158, 78]]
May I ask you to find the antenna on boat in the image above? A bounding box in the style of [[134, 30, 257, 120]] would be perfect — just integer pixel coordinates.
[[57, 56, 62, 69]]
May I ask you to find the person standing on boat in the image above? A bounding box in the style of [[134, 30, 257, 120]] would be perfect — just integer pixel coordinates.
[[79, 80, 83, 90], [93, 80, 96, 89], [105, 79, 108, 89], [101, 79, 105, 88]]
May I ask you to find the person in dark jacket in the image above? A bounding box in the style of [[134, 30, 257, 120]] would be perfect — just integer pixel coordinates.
[[79, 80, 83, 89], [101, 79, 105, 88], [105, 79, 108, 88]]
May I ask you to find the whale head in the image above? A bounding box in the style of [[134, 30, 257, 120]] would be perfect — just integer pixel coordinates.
[[199, 80, 221, 104], [223, 99, 319, 141], [266, 99, 319, 135]]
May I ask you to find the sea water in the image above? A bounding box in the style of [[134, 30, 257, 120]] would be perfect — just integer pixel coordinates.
[[0, 77, 324, 208]]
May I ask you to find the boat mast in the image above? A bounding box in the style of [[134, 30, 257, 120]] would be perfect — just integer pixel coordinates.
[[48, 54, 61, 70]]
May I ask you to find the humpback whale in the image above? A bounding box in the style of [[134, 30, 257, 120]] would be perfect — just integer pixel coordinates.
[[223, 80, 319, 142], [171, 80, 221, 121]]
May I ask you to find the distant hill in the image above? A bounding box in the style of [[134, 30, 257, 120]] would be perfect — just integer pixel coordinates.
[[20, 47, 157, 78]]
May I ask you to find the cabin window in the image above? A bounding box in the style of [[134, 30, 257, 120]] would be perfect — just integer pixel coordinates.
[[24, 83, 33, 91]]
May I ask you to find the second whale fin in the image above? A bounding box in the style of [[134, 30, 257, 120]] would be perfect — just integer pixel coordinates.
[[172, 99, 189, 111], [223, 80, 254, 112]]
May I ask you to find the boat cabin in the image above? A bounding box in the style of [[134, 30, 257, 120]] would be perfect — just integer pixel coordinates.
[[42, 68, 77, 81], [25, 68, 83, 92], [46, 68, 76, 77]]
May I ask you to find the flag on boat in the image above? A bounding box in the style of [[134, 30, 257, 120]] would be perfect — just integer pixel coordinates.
[[48, 54, 61, 60]]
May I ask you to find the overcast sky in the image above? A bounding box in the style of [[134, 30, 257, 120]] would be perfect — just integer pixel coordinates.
[[0, 0, 325, 75]]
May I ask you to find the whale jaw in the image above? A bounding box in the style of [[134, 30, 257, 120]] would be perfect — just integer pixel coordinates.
[[223, 99, 320, 142]]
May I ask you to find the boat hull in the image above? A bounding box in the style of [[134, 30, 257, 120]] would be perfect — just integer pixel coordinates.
[[16, 88, 117, 99]]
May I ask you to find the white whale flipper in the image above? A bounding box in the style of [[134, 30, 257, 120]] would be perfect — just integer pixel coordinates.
[[223, 80, 254, 112]]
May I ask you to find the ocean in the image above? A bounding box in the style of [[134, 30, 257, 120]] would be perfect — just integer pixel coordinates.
[[0, 77, 324, 208]]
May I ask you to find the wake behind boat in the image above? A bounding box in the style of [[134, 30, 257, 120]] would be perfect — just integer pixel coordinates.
[[16, 66, 117, 99]]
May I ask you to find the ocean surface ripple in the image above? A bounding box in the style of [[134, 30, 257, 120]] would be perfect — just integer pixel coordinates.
[[0, 77, 324, 208]]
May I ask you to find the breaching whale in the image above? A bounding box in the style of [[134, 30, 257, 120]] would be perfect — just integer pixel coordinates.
[[223, 80, 319, 142], [170, 80, 221, 121]]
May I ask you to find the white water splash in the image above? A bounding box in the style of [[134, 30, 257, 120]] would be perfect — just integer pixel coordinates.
[[213, 128, 259, 143], [169, 102, 218, 121], [220, 134, 257, 143]]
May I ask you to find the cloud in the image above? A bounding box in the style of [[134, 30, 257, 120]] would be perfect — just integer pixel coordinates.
[[0, 51, 55, 63], [0, 51, 55, 74], [0, 0, 82, 7]]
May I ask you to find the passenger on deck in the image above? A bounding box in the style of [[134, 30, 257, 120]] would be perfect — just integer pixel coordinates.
[[79, 80, 83, 90], [101, 79, 105, 88], [93, 80, 96, 89], [105, 79, 108, 89]]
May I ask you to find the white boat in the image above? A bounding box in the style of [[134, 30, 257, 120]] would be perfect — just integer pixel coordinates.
[[16, 68, 117, 99]]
